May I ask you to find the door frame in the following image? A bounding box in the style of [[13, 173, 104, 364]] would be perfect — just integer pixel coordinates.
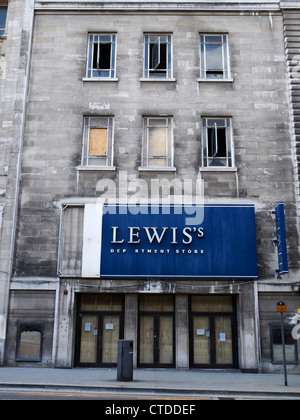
[[189, 295, 238, 369], [74, 294, 124, 367], [137, 297, 175, 368]]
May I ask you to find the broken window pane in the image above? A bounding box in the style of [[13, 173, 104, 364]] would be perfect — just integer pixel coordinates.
[[150, 40, 167, 73], [145, 34, 172, 78], [208, 127, 227, 158], [93, 43, 111, 72], [87, 34, 116, 78], [202, 118, 233, 168], [143, 117, 173, 168], [151, 37, 161, 70]]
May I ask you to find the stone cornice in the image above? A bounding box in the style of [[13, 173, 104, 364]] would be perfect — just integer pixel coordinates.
[[34, 0, 284, 13], [280, 1, 300, 10]]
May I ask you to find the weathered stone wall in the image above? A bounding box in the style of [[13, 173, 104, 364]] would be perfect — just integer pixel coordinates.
[[283, 10, 300, 238], [0, 0, 34, 364], [14, 10, 300, 280], [3, 3, 300, 371]]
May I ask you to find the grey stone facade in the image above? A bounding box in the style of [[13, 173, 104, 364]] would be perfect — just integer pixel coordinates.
[[1, 0, 300, 373], [283, 6, 300, 238], [0, 0, 34, 365]]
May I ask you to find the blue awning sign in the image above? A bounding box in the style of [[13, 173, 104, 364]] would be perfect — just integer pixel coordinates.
[[99, 204, 258, 279]]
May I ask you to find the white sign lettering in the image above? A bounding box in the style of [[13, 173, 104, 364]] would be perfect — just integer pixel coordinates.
[[111, 226, 204, 245]]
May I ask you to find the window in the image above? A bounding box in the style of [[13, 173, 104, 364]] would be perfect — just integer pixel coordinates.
[[81, 294, 123, 312], [270, 324, 298, 364], [16, 323, 43, 362], [202, 118, 234, 168], [87, 34, 116, 79], [200, 35, 230, 80], [58, 205, 84, 276], [142, 117, 173, 168], [82, 117, 114, 168], [0, 6, 7, 37], [144, 34, 172, 79]]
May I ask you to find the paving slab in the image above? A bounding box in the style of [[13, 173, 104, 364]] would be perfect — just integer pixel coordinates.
[[0, 368, 299, 398]]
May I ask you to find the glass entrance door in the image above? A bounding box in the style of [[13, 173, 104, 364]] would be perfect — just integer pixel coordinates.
[[138, 295, 175, 368], [75, 294, 124, 367], [190, 295, 237, 369]]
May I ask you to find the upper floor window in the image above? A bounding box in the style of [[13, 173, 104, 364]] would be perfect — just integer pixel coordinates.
[[202, 118, 234, 168], [0, 6, 7, 37], [200, 35, 230, 80], [142, 117, 173, 168], [82, 117, 114, 168], [144, 34, 172, 79], [87, 34, 116, 79]]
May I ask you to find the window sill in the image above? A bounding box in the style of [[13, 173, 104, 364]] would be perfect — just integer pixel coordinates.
[[140, 77, 177, 83], [77, 166, 116, 172], [138, 166, 176, 172], [199, 167, 237, 173], [198, 78, 233, 83], [82, 77, 119, 82]]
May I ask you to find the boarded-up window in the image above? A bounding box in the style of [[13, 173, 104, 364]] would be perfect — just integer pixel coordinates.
[[142, 117, 173, 168], [58, 205, 84, 276], [89, 128, 108, 156], [16, 323, 43, 362], [82, 117, 113, 167], [149, 128, 167, 157]]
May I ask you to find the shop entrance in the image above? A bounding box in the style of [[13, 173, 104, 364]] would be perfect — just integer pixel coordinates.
[[75, 294, 124, 367], [138, 295, 175, 368], [190, 295, 238, 369]]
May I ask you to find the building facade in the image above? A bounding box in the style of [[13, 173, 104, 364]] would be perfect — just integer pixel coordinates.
[[1, 0, 300, 373], [0, 0, 35, 365]]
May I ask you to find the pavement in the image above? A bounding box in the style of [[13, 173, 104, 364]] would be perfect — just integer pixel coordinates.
[[0, 367, 300, 399]]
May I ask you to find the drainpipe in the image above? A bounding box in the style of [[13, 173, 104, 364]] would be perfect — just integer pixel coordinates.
[[253, 281, 262, 372]]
